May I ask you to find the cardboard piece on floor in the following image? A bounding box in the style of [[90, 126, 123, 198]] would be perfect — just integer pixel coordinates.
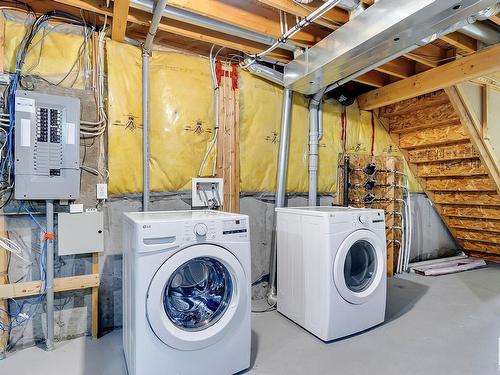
[[413, 257, 487, 276]]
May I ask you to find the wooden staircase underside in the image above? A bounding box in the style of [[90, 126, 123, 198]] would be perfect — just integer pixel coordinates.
[[377, 87, 500, 261]]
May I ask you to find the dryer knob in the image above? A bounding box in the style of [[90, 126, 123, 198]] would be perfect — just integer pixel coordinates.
[[194, 223, 208, 236], [359, 215, 369, 224]]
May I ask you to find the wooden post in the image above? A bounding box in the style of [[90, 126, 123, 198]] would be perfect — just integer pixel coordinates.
[[216, 62, 240, 213], [91, 253, 99, 339], [0, 215, 8, 357]]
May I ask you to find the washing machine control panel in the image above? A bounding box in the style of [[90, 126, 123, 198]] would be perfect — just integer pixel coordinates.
[[222, 218, 248, 236], [180, 217, 249, 243]]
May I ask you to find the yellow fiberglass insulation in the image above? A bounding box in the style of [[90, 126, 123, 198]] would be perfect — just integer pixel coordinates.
[[3, 17, 89, 90], [106, 40, 421, 195]]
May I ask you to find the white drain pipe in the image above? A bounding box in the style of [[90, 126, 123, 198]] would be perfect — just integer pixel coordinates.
[[142, 0, 168, 212], [308, 88, 326, 206]]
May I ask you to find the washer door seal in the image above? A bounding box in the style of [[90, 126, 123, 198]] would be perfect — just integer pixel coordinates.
[[333, 230, 385, 305], [146, 243, 247, 350]]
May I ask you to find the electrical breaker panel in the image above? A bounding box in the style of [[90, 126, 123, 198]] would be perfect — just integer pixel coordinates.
[[14, 90, 80, 200]]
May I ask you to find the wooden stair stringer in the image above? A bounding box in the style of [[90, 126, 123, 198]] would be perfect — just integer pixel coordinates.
[[376, 88, 500, 261]]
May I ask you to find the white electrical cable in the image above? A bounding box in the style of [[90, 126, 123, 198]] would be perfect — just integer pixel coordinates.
[[198, 45, 223, 177], [0, 236, 30, 263], [241, 0, 342, 68]]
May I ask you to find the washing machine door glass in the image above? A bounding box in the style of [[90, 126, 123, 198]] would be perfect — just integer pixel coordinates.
[[163, 257, 233, 331], [146, 243, 247, 351], [333, 229, 385, 305], [344, 240, 376, 293]]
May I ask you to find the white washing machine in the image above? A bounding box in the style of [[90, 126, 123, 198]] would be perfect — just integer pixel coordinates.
[[276, 206, 386, 341], [122, 210, 251, 375]]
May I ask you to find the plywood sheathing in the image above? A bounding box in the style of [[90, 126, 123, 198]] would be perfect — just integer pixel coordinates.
[[377, 88, 500, 261]]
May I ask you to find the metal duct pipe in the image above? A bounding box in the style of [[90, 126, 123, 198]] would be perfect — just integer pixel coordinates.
[[459, 22, 500, 45], [245, 59, 284, 86], [268, 88, 293, 306], [143, 0, 168, 212], [130, 0, 300, 53]]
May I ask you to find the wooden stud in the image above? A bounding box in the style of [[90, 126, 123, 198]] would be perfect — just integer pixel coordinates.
[[482, 84, 489, 140], [0, 15, 4, 74], [446, 86, 500, 193], [358, 44, 500, 110], [425, 177, 496, 192], [407, 142, 479, 164], [111, 0, 130, 42], [441, 205, 500, 220], [216, 63, 240, 213], [91, 253, 99, 339], [0, 274, 100, 299], [434, 192, 500, 206], [417, 159, 486, 178], [0, 214, 7, 356], [398, 124, 469, 149]]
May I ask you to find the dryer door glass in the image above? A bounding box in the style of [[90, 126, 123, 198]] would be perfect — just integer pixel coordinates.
[[343, 240, 376, 292], [163, 257, 233, 331]]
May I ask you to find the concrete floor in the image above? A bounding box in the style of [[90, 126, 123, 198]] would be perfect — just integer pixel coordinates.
[[1, 263, 499, 375]]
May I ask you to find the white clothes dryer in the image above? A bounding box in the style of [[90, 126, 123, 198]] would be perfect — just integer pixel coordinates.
[[122, 210, 251, 375], [276, 206, 386, 341]]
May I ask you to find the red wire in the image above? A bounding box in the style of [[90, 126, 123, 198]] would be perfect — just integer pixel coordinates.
[[341, 106, 347, 153]]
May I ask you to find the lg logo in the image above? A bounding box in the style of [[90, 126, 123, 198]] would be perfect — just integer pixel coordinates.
[[143, 225, 151, 229]]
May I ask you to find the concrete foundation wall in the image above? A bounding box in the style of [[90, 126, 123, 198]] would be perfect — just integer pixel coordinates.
[[4, 191, 457, 350]]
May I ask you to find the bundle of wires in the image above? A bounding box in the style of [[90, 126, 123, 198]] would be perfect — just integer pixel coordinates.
[[0, 205, 47, 334], [0, 11, 95, 206]]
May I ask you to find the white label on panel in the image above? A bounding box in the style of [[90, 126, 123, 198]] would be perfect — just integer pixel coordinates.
[[66, 122, 75, 145], [21, 119, 31, 147], [15, 97, 35, 113]]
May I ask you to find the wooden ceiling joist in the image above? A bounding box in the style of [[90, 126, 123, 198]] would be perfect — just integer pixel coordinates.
[[358, 44, 500, 110], [111, 0, 130, 42], [254, 0, 348, 29], [440, 31, 477, 54], [165, 0, 328, 47]]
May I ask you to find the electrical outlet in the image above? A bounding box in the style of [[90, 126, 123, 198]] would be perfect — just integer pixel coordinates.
[[96, 183, 108, 200], [191, 178, 224, 208]]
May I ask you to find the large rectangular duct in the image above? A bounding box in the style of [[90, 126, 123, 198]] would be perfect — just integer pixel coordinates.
[[285, 0, 499, 94]]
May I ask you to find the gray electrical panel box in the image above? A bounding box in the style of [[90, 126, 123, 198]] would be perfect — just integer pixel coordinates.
[[14, 90, 80, 200]]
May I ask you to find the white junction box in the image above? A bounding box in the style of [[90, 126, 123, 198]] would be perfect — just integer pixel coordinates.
[[191, 178, 224, 208], [58, 211, 104, 255]]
